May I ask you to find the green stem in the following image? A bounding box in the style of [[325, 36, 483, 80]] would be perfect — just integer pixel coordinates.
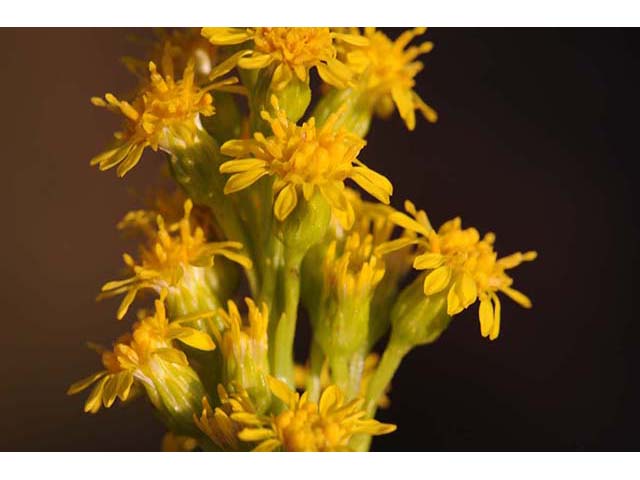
[[330, 356, 350, 395], [347, 350, 365, 400], [306, 340, 325, 403], [350, 339, 410, 452], [272, 253, 303, 386], [365, 340, 410, 416]]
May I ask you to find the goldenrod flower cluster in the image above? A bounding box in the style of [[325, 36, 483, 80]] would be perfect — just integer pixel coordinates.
[[69, 27, 537, 452]]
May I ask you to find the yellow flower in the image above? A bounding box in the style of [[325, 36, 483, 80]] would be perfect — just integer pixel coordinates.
[[90, 54, 239, 177], [67, 295, 215, 413], [201, 27, 367, 91], [229, 376, 395, 451], [216, 299, 271, 410], [295, 353, 391, 409], [194, 385, 257, 451], [219, 298, 269, 368], [343, 189, 417, 278], [323, 232, 385, 301], [379, 201, 537, 340], [99, 199, 252, 320], [344, 27, 437, 130], [219, 96, 393, 227]]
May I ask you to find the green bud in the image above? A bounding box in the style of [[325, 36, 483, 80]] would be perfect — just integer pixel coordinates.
[[390, 274, 452, 348], [165, 267, 223, 333], [167, 125, 225, 207], [314, 292, 370, 364], [279, 191, 331, 261], [251, 68, 311, 131], [312, 87, 373, 138], [143, 354, 208, 437], [219, 299, 272, 413], [168, 125, 254, 264]]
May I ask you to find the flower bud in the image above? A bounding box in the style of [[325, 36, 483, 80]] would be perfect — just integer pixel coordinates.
[[218, 299, 272, 413], [312, 87, 372, 137], [279, 191, 331, 261], [144, 351, 208, 436], [251, 70, 311, 131], [389, 273, 452, 348]]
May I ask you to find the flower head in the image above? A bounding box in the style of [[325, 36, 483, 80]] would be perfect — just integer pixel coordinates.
[[99, 199, 252, 320], [67, 294, 214, 413], [219, 298, 269, 366], [219, 96, 393, 227], [210, 377, 395, 451], [217, 298, 271, 410], [90, 55, 238, 177], [201, 27, 367, 91], [343, 27, 437, 130], [194, 384, 258, 451], [379, 201, 537, 340], [323, 232, 385, 302]]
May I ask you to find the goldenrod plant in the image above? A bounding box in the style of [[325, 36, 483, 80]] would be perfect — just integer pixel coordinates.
[[69, 27, 537, 452]]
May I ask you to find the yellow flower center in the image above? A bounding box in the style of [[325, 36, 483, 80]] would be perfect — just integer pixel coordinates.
[[274, 403, 346, 451], [253, 27, 334, 69]]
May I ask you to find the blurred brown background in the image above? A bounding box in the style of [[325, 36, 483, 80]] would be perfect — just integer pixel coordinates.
[[0, 28, 637, 451]]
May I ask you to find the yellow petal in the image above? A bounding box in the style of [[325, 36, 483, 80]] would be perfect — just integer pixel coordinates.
[[116, 142, 145, 177], [220, 139, 255, 157], [84, 377, 107, 414], [219, 158, 268, 174], [238, 53, 274, 70], [116, 371, 134, 401], [230, 412, 264, 426], [319, 385, 340, 416], [414, 92, 438, 123], [273, 183, 298, 221], [238, 428, 275, 442], [268, 375, 296, 405], [413, 252, 444, 270], [391, 85, 416, 131], [67, 371, 107, 395], [479, 297, 494, 338], [501, 286, 532, 308], [316, 61, 349, 89], [351, 166, 393, 204], [459, 271, 478, 308], [172, 327, 216, 351], [447, 282, 463, 315], [253, 439, 281, 452], [214, 249, 253, 269], [116, 287, 138, 320], [389, 211, 430, 236], [332, 32, 370, 47], [423, 266, 452, 295], [208, 49, 251, 81], [90, 144, 130, 168], [375, 237, 418, 256], [201, 27, 252, 45], [224, 168, 269, 194]]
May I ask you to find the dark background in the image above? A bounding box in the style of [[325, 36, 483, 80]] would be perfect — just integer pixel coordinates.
[[0, 28, 637, 451]]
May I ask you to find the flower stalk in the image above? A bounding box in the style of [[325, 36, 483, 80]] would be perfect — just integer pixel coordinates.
[[70, 27, 537, 452]]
